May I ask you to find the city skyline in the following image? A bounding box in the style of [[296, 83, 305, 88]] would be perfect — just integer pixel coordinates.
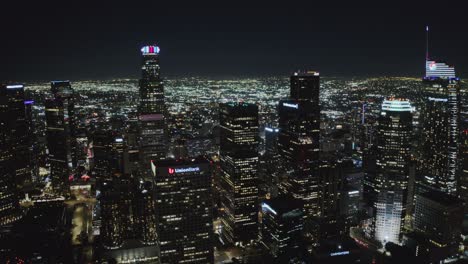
[[1, 3, 468, 263]]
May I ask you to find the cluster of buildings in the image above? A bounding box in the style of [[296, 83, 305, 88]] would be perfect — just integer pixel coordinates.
[[0, 28, 467, 263]]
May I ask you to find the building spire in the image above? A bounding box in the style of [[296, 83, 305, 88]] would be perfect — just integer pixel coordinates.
[[426, 26, 430, 60]]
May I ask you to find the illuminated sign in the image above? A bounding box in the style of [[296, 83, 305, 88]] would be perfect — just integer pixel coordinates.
[[429, 61, 437, 71], [115, 138, 123, 142], [141, 45, 160, 55], [348, 190, 359, 195], [261, 203, 277, 215], [330, 251, 349, 256], [428, 97, 448, 102], [168, 167, 200, 174], [265, 127, 279, 133], [24, 100, 34, 105], [283, 103, 299, 109], [6, 85, 23, 89]]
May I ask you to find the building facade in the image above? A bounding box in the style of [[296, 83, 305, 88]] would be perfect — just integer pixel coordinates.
[[152, 157, 214, 263], [219, 102, 259, 245], [138, 45, 168, 178], [278, 71, 320, 216], [45, 81, 77, 194], [373, 99, 413, 244]]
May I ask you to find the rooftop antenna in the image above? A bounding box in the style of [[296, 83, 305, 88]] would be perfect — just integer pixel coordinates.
[[426, 25, 430, 61]]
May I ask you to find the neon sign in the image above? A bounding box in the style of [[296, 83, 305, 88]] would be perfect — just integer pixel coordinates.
[[330, 251, 349, 256], [283, 103, 299, 109], [168, 167, 200, 174]]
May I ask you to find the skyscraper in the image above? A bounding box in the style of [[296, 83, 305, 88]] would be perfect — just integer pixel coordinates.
[[0, 84, 32, 190], [0, 84, 24, 225], [412, 191, 464, 262], [219, 102, 259, 245], [420, 77, 460, 195], [45, 81, 77, 194], [152, 157, 214, 263], [92, 130, 125, 179], [260, 196, 304, 260], [138, 45, 167, 178], [278, 71, 320, 216], [373, 99, 413, 244]]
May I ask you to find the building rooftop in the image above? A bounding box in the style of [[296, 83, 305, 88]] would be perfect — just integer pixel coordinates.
[[418, 191, 464, 207], [153, 156, 210, 167], [381, 98, 413, 112], [262, 195, 303, 216]]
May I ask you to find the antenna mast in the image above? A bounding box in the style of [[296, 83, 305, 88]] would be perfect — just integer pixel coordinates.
[[426, 26, 429, 60]]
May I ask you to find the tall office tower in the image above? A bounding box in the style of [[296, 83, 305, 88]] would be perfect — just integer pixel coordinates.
[[413, 191, 464, 259], [420, 77, 460, 195], [138, 45, 167, 178], [152, 157, 214, 264], [92, 130, 113, 177], [278, 71, 320, 216], [260, 196, 304, 260], [290, 71, 320, 100], [45, 81, 76, 194], [25, 99, 39, 183], [374, 190, 403, 244], [123, 118, 141, 176], [318, 159, 344, 239], [219, 102, 259, 245], [136, 181, 157, 245], [100, 180, 125, 249], [0, 84, 32, 190], [0, 84, 24, 225], [92, 130, 125, 179], [264, 126, 279, 156], [460, 87, 468, 210], [373, 99, 413, 244]]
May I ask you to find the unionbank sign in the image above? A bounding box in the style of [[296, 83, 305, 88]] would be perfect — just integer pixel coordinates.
[[168, 167, 200, 174]]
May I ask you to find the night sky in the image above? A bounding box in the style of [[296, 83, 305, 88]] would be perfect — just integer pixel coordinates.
[[1, 1, 467, 81]]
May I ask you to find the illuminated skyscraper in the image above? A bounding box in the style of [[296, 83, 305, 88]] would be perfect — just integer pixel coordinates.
[[460, 87, 468, 210], [420, 78, 460, 195], [260, 196, 304, 260], [100, 180, 125, 249], [424, 27, 456, 79], [45, 81, 77, 194], [138, 45, 167, 178], [373, 99, 413, 244], [219, 102, 259, 245], [264, 126, 279, 156], [374, 190, 403, 244], [0, 84, 32, 190], [92, 130, 125, 179], [152, 157, 214, 263], [413, 191, 464, 261], [0, 84, 24, 225], [278, 71, 320, 216]]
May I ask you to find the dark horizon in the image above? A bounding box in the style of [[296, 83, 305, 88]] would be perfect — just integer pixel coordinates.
[[1, 1, 467, 81]]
